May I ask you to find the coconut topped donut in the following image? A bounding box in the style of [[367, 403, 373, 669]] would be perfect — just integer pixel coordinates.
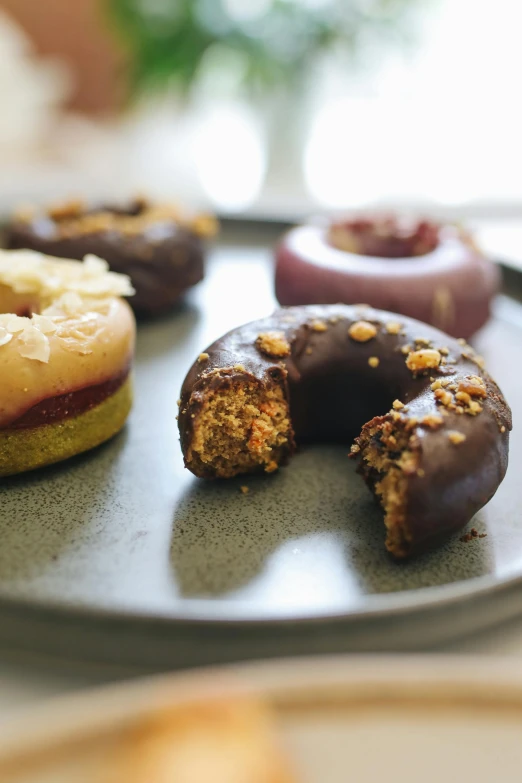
[[275, 216, 499, 339], [178, 304, 511, 557], [0, 249, 135, 475]]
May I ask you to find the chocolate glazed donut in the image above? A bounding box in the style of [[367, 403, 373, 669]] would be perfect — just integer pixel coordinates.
[[179, 305, 511, 558], [5, 199, 217, 316], [275, 217, 500, 339]]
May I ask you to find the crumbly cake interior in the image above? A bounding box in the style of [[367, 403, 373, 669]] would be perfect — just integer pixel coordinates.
[[355, 416, 417, 557], [189, 381, 292, 478]]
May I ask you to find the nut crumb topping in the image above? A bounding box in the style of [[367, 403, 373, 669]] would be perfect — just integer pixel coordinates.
[[256, 331, 290, 358], [400, 344, 412, 355], [350, 443, 361, 454], [198, 352, 209, 362], [385, 321, 402, 335], [439, 346, 450, 356], [264, 460, 279, 473], [435, 388, 453, 407], [448, 431, 466, 445], [240, 485, 249, 495], [501, 425, 506, 433], [420, 414, 444, 429], [458, 377, 487, 398], [310, 319, 328, 332], [348, 320, 377, 342], [368, 356, 379, 367], [414, 336, 432, 347], [431, 380, 442, 390], [406, 348, 441, 373], [233, 364, 245, 371], [392, 399, 405, 410]]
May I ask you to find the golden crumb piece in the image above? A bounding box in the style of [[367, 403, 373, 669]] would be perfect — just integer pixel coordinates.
[[240, 485, 249, 494], [48, 198, 85, 221], [458, 377, 487, 398], [191, 213, 219, 238], [264, 460, 279, 473], [368, 356, 379, 368], [417, 468, 426, 477], [439, 346, 450, 356], [348, 320, 377, 342], [468, 400, 483, 415], [177, 399, 181, 406], [406, 349, 442, 373], [385, 321, 402, 335], [501, 425, 506, 433], [256, 331, 291, 358], [233, 364, 246, 371], [431, 380, 442, 391], [455, 390, 472, 406], [458, 338, 467, 345], [434, 388, 453, 407], [420, 414, 444, 429], [400, 344, 412, 355], [448, 431, 466, 445], [328, 315, 341, 324], [392, 399, 404, 410], [414, 336, 432, 347], [310, 319, 328, 332], [198, 352, 209, 362], [350, 443, 360, 454]]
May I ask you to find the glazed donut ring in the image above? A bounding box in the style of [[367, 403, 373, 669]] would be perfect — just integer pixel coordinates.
[[275, 218, 500, 339], [178, 304, 511, 557], [0, 250, 135, 476], [5, 198, 218, 316]]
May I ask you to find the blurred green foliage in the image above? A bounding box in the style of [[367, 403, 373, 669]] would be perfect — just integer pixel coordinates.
[[105, 0, 422, 97]]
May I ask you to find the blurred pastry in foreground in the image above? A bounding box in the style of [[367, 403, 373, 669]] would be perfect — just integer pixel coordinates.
[[107, 697, 295, 783], [5, 197, 218, 317], [275, 215, 499, 339]]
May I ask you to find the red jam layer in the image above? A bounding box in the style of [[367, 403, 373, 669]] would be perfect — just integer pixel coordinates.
[[328, 217, 440, 258], [4, 368, 130, 431]]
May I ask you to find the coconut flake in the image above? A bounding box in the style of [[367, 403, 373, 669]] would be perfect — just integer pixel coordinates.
[[18, 327, 50, 363], [32, 314, 57, 334], [0, 327, 13, 347]]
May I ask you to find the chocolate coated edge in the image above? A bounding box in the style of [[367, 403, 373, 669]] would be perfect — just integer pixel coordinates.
[[5, 217, 206, 316], [178, 304, 512, 557]]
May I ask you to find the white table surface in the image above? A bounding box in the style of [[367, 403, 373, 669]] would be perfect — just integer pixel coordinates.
[[1, 613, 522, 719]]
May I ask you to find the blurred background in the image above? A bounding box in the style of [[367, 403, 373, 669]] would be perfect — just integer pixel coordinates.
[[0, 0, 520, 228]]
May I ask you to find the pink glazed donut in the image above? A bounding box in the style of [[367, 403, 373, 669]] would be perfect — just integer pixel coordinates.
[[274, 216, 500, 339]]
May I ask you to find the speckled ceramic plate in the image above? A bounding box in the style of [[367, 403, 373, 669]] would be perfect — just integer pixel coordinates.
[[0, 233, 521, 667], [2, 657, 522, 782]]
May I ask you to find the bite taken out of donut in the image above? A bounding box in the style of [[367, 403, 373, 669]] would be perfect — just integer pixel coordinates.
[[178, 304, 511, 558], [274, 215, 500, 339], [0, 249, 135, 477]]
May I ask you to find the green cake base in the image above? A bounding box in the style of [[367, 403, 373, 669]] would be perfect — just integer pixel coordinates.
[[0, 377, 132, 477]]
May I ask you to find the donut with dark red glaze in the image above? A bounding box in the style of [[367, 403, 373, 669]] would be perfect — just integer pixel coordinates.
[[274, 216, 500, 339], [4, 198, 218, 317], [178, 304, 511, 558]]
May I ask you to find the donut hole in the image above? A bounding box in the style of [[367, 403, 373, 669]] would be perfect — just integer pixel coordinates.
[[328, 216, 440, 259], [189, 381, 292, 478]]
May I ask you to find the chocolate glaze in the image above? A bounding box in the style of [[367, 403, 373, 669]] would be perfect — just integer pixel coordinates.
[[179, 304, 511, 557], [5, 202, 206, 316], [4, 367, 130, 430], [275, 220, 500, 339]]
